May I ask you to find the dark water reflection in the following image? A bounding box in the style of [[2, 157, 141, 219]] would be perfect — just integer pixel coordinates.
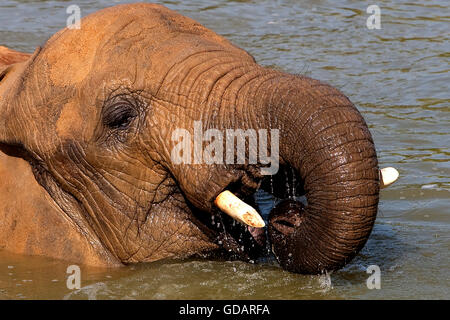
[[0, 0, 448, 299]]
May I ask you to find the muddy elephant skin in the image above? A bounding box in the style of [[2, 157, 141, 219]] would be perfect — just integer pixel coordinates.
[[0, 3, 379, 274]]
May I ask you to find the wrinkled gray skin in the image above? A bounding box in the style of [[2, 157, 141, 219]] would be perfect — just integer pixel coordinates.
[[0, 4, 379, 273]]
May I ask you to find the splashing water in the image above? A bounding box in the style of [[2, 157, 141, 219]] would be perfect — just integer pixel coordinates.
[[284, 167, 291, 199], [317, 272, 333, 294], [291, 166, 296, 199]]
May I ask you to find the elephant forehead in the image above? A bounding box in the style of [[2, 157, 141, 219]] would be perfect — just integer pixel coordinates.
[[39, 3, 235, 88], [41, 13, 114, 87]]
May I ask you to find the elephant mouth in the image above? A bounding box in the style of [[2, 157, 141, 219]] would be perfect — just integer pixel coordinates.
[[191, 164, 305, 263]]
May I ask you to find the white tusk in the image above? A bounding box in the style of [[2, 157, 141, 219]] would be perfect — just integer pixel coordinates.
[[214, 190, 265, 228], [380, 167, 399, 189]]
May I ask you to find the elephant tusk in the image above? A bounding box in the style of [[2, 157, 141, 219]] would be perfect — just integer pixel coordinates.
[[214, 190, 265, 228], [380, 167, 399, 189]]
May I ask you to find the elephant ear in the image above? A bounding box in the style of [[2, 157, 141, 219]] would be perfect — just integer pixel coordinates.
[[0, 46, 31, 66], [0, 46, 31, 78]]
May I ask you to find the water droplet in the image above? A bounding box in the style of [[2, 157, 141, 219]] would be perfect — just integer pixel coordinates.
[[285, 167, 291, 198], [291, 166, 296, 199]]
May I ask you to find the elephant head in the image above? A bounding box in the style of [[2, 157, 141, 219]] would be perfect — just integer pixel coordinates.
[[0, 3, 384, 274]]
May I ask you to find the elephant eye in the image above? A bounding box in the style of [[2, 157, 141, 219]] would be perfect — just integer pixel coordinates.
[[103, 103, 137, 130]]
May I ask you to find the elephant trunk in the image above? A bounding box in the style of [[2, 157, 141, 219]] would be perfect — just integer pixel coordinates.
[[248, 73, 379, 274]]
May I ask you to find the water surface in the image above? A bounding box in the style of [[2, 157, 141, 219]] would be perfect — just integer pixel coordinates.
[[0, 0, 449, 299]]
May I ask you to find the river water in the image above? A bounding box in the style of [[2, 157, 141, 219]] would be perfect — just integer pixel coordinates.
[[0, 0, 448, 299]]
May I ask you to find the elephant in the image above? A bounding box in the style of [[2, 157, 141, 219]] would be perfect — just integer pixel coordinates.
[[0, 3, 396, 274]]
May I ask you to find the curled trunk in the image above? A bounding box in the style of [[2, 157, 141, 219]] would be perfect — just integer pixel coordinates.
[[248, 74, 379, 274]]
